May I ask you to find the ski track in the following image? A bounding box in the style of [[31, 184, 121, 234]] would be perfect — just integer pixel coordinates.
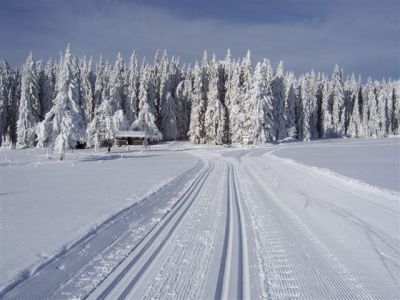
[[2, 145, 399, 300], [1, 160, 205, 299], [89, 161, 215, 299], [138, 161, 225, 300], [242, 164, 370, 299], [214, 162, 249, 300], [240, 149, 399, 299]]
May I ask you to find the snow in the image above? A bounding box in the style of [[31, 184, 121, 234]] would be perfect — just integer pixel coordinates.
[[1, 139, 399, 299], [271, 137, 400, 192], [115, 130, 145, 138], [0, 145, 197, 291]]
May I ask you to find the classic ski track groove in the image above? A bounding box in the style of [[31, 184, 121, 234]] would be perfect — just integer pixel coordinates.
[[215, 162, 249, 300], [1, 160, 204, 300], [93, 160, 214, 299], [137, 158, 224, 299]]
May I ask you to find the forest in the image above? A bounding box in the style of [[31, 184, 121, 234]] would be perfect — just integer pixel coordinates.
[[0, 46, 399, 153]]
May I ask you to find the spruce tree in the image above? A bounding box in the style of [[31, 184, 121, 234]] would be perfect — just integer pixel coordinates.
[[37, 46, 86, 153], [126, 51, 139, 126], [17, 53, 41, 148], [331, 65, 345, 137], [204, 59, 226, 144], [249, 60, 274, 144], [131, 66, 162, 141], [284, 72, 297, 139], [272, 61, 287, 141], [188, 63, 206, 143]]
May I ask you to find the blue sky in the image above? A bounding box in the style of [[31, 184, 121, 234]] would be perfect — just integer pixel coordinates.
[[0, 0, 399, 79]]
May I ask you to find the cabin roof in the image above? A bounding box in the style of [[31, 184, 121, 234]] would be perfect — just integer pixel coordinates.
[[115, 131, 146, 138]]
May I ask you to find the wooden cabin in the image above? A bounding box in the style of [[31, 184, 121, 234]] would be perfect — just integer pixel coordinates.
[[115, 131, 148, 146]]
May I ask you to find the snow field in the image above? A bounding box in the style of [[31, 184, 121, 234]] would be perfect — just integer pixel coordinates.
[[1, 139, 399, 299], [0, 147, 197, 294]]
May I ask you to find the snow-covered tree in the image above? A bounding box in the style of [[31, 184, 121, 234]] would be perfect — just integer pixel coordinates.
[[364, 79, 380, 137], [297, 75, 313, 141], [188, 63, 206, 143], [125, 51, 139, 125], [108, 53, 127, 129], [331, 65, 345, 137], [161, 91, 179, 140], [37, 46, 86, 154], [391, 80, 400, 135], [272, 61, 287, 141], [175, 73, 192, 139], [17, 53, 41, 148], [0, 60, 11, 146], [308, 70, 320, 138], [241, 50, 254, 140], [86, 99, 116, 149], [377, 80, 388, 137], [1, 49, 398, 147], [204, 59, 226, 144], [78, 57, 95, 124], [227, 64, 244, 143], [38, 59, 56, 117], [248, 60, 274, 144], [319, 78, 332, 138], [284, 72, 297, 139], [131, 66, 162, 141], [347, 77, 362, 138]]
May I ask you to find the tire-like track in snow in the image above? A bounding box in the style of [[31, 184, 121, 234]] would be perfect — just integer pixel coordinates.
[[90, 161, 215, 300], [215, 162, 250, 300]]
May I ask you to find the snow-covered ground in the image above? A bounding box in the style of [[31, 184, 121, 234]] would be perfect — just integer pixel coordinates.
[[0, 144, 197, 291], [1, 139, 399, 299], [272, 137, 400, 192]]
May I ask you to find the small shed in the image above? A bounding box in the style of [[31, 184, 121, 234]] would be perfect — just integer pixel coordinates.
[[115, 131, 148, 146]]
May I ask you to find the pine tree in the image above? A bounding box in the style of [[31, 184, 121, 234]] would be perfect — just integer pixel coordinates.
[[377, 80, 388, 137], [320, 77, 333, 138], [108, 53, 127, 129], [248, 60, 274, 144], [131, 66, 162, 141], [272, 61, 287, 141], [0, 60, 11, 146], [39, 59, 56, 117], [126, 51, 139, 126], [204, 59, 226, 144], [175, 72, 192, 139], [37, 46, 86, 153], [94, 56, 106, 108], [161, 91, 179, 140], [392, 80, 400, 135], [17, 53, 41, 148], [78, 57, 95, 124], [331, 65, 345, 137], [284, 72, 297, 139], [364, 79, 380, 137], [308, 70, 319, 138], [347, 77, 362, 138], [1, 49, 398, 149], [298, 74, 312, 141], [188, 63, 206, 143], [241, 50, 253, 140]]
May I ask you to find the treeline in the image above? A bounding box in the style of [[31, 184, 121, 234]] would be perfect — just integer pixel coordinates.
[[0, 46, 399, 152]]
